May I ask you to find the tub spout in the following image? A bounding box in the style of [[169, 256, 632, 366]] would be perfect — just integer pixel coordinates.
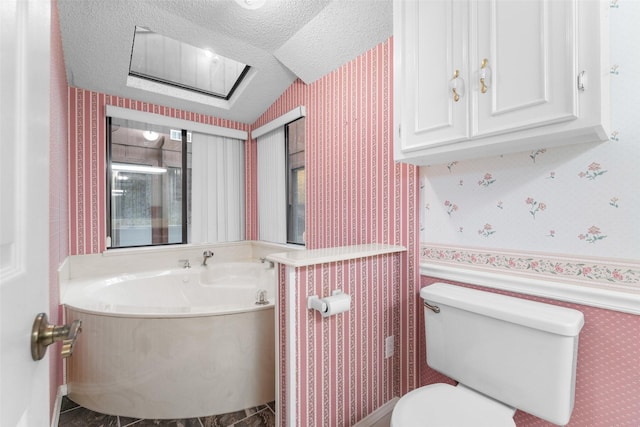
[[255, 289, 269, 305], [259, 257, 275, 269], [202, 250, 214, 266]]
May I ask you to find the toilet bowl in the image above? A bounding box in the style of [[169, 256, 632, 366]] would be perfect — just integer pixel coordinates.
[[391, 383, 515, 427], [391, 283, 584, 426]]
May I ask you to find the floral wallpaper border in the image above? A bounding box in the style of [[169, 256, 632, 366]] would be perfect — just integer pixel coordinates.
[[420, 244, 640, 289]]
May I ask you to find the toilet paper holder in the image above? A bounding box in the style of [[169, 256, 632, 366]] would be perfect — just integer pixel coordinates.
[[308, 290, 351, 318]]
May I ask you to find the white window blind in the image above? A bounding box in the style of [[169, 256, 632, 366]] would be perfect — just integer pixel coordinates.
[[106, 105, 248, 140], [191, 133, 245, 243], [257, 128, 286, 243]]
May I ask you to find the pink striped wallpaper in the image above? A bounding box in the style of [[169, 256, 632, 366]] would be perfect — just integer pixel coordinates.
[[68, 88, 250, 255], [293, 256, 405, 426], [251, 39, 421, 426], [251, 46, 415, 250]]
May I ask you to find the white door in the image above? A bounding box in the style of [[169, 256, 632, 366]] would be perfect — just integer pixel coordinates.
[[471, 0, 578, 137], [0, 0, 52, 426], [395, 0, 469, 153]]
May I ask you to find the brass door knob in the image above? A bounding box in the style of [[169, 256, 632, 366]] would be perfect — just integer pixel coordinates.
[[31, 313, 82, 361]]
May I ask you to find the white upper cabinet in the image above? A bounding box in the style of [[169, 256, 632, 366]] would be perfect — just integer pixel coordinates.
[[472, 1, 577, 136], [397, 0, 469, 149], [394, 0, 610, 165]]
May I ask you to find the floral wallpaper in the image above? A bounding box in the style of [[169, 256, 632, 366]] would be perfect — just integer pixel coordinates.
[[420, 1, 640, 289]]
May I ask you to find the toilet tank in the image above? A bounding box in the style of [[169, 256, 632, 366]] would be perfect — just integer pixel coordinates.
[[421, 283, 584, 426]]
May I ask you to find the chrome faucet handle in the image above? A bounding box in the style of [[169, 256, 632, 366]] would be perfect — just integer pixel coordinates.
[[61, 320, 82, 358], [202, 250, 214, 266], [179, 259, 191, 269]]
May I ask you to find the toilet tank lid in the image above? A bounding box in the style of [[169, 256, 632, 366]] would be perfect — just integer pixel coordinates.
[[421, 283, 584, 336]]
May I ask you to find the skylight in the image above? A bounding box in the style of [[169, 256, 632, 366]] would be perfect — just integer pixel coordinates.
[[129, 27, 250, 100]]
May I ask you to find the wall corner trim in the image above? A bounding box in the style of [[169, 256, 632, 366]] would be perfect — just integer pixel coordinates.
[[50, 384, 67, 427], [420, 263, 640, 315]]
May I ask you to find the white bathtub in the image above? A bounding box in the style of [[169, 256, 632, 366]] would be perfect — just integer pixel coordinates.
[[63, 262, 276, 419]]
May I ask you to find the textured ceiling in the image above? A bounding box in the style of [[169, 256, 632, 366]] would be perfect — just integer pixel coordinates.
[[57, 0, 392, 125]]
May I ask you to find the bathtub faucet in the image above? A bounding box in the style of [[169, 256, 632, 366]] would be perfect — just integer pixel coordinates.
[[260, 257, 275, 269], [202, 250, 214, 266], [179, 259, 191, 269]]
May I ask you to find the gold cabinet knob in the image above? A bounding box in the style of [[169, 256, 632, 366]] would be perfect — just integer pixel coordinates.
[[450, 69, 465, 102], [480, 58, 491, 94]]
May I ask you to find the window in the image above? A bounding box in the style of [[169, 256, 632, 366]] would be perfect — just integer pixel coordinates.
[[129, 27, 250, 100], [107, 118, 190, 248], [106, 106, 248, 249], [286, 118, 305, 245], [255, 107, 306, 246]]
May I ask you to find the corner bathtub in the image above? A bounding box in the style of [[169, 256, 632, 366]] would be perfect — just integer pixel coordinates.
[[62, 262, 276, 419]]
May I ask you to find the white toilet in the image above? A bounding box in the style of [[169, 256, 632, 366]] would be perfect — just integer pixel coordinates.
[[391, 283, 584, 427]]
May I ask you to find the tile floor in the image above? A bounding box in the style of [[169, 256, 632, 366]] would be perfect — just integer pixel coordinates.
[[57, 396, 276, 427]]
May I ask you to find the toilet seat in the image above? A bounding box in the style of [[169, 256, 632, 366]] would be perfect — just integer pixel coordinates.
[[391, 383, 516, 427]]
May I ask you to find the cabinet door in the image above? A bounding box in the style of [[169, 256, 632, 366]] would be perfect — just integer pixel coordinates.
[[395, 0, 469, 152], [471, 0, 577, 137]]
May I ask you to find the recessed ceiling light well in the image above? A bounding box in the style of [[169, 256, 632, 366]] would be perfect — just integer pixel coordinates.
[[129, 27, 250, 100], [233, 0, 266, 10]]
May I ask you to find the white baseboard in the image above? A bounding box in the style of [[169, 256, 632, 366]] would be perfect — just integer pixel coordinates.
[[51, 384, 67, 427], [353, 397, 399, 427]]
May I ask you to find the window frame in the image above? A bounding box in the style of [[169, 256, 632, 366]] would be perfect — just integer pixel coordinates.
[[285, 117, 305, 246], [104, 106, 249, 250], [105, 116, 189, 249], [253, 106, 307, 246]]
